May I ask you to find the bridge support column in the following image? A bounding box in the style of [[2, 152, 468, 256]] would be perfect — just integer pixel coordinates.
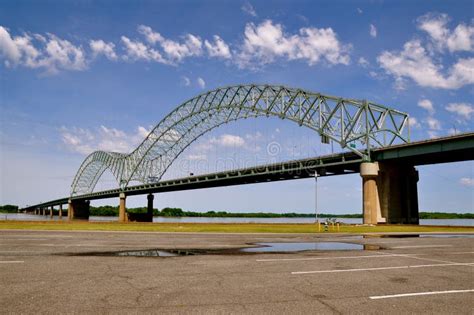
[[50, 206, 53, 218], [68, 199, 90, 220], [360, 162, 420, 225], [42, 208, 45, 216], [119, 193, 127, 223], [59, 204, 63, 219], [147, 193, 154, 217], [378, 162, 419, 224], [360, 162, 381, 225]]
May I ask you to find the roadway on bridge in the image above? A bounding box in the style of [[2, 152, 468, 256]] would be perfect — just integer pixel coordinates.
[[0, 230, 472, 313]]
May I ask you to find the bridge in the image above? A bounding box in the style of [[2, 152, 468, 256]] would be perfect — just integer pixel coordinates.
[[22, 85, 474, 225]]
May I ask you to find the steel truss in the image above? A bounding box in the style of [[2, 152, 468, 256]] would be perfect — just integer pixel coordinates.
[[70, 84, 410, 195]]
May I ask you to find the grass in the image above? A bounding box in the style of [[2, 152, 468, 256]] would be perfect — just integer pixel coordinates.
[[0, 220, 473, 234]]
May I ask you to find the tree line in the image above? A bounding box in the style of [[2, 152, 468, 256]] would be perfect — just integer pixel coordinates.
[[1, 204, 473, 219]]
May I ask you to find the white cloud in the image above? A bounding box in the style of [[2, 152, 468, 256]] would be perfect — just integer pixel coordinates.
[[460, 177, 474, 187], [408, 117, 421, 129], [0, 26, 87, 74], [204, 35, 231, 59], [237, 20, 350, 69], [445, 102, 474, 119], [181, 76, 191, 86], [0, 26, 21, 65], [187, 154, 207, 161], [197, 77, 206, 88], [137, 25, 163, 44], [378, 40, 474, 89], [241, 2, 257, 17], [210, 134, 245, 147], [417, 13, 473, 53], [121, 36, 168, 64], [425, 116, 441, 130], [370, 24, 377, 38], [358, 57, 369, 67], [137, 25, 203, 62], [357, 8, 363, 14], [89, 39, 117, 60], [60, 125, 149, 155], [418, 99, 435, 114]]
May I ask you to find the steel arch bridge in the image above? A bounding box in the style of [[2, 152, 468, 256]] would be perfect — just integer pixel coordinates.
[[71, 84, 410, 196]]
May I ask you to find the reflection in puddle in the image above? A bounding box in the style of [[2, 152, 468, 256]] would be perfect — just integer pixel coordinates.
[[116, 250, 179, 257], [241, 242, 378, 252], [364, 235, 419, 238]]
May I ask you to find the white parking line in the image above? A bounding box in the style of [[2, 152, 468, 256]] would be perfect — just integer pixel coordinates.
[[450, 252, 474, 254], [370, 289, 474, 300], [392, 245, 453, 249], [291, 262, 474, 274], [0, 261, 24, 264], [257, 254, 405, 262]]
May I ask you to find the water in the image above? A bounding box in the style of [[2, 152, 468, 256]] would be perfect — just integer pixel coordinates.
[[241, 242, 366, 252], [1, 213, 473, 226]]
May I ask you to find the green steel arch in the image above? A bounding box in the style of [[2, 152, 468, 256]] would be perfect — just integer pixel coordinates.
[[70, 84, 410, 195]]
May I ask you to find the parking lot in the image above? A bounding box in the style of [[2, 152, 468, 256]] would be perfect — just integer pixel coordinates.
[[0, 230, 472, 314]]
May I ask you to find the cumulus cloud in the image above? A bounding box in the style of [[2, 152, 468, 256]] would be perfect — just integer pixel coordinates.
[[445, 102, 474, 119], [417, 13, 474, 52], [204, 35, 231, 59], [121, 36, 168, 64], [460, 177, 474, 187], [241, 2, 257, 17], [0, 26, 86, 74], [408, 117, 421, 129], [89, 39, 117, 60], [236, 20, 350, 69], [60, 125, 149, 155], [137, 25, 202, 62], [378, 39, 474, 89], [210, 134, 245, 147], [187, 154, 207, 161], [197, 77, 206, 88], [370, 24, 377, 38], [418, 99, 435, 114], [425, 116, 441, 131], [181, 76, 191, 86], [358, 57, 369, 67]]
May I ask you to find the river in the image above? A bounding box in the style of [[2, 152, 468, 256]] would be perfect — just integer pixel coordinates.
[[1, 213, 473, 226]]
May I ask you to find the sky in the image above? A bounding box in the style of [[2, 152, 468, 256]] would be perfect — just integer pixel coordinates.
[[0, 0, 473, 214]]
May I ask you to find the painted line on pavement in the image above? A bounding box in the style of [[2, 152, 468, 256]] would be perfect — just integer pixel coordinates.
[[392, 245, 452, 249], [257, 254, 406, 262], [369, 289, 474, 300], [378, 252, 458, 265], [291, 262, 474, 274], [0, 261, 24, 264]]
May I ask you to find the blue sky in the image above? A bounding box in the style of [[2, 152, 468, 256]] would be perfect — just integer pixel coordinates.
[[0, 0, 473, 213]]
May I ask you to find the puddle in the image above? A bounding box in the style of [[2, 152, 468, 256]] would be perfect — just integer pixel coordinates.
[[240, 242, 378, 253], [364, 235, 420, 238], [65, 242, 382, 257], [116, 250, 179, 257]]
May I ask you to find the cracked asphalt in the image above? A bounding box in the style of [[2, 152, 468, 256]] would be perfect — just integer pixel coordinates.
[[0, 230, 473, 314]]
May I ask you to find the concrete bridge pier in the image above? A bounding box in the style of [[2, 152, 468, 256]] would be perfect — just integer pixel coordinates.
[[118, 193, 154, 222], [50, 206, 53, 218], [147, 193, 154, 218], [360, 162, 419, 225], [119, 193, 127, 222], [68, 199, 90, 220], [59, 204, 63, 219]]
